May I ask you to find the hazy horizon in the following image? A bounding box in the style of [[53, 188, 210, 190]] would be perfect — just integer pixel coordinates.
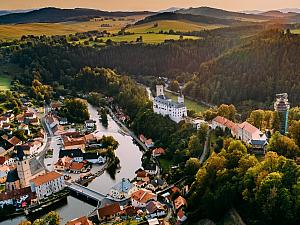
[[1, 0, 300, 12]]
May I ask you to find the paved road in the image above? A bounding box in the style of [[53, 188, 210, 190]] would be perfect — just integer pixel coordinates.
[[200, 129, 211, 165]]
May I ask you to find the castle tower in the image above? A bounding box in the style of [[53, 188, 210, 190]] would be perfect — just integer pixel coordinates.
[[156, 85, 164, 97], [17, 157, 32, 188], [178, 90, 184, 104], [274, 93, 290, 135]]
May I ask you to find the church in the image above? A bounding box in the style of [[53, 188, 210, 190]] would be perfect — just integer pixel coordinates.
[[153, 85, 187, 123]]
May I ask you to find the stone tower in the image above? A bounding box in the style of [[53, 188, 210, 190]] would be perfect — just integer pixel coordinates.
[[156, 85, 164, 97], [17, 158, 32, 188], [178, 90, 184, 104]]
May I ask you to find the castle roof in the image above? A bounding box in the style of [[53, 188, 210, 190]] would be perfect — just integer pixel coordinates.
[[154, 95, 185, 109]]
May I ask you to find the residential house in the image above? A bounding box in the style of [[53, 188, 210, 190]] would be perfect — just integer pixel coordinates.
[[83, 152, 106, 164], [30, 171, 65, 201], [174, 196, 187, 211], [135, 169, 150, 181], [0, 187, 36, 209], [69, 162, 85, 173], [131, 189, 157, 208], [59, 149, 84, 162], [146, 201, 167, 219], [18, 123, 30, 135], [191, 119, 207, 130], [177, 209, 187, 223], [8, 136, 22, 147], [54, 156, 73, 171], [139, 134, 147, 143], [109, 178, 136, 199], [97, 203, 122, 222], [59, 117, 68, 125], [144, 163, 158, 176], [145, 139, 154, 148], [50, 101, 63, 111], [85, 120, 96, 129], [146, 178, 167, 192], [66, 216, 93, 225], [63, 136, 86, 150], [152, 148, 166, 157], [0, 165, 10, 183], [0, 156, 6, 165], [134, 180, 148, 189]]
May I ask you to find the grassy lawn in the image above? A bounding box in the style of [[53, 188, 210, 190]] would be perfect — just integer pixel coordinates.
[[165, 91, 208, 113], [291, 29, 300, 34], [0, 76, 11, 91], [127, 20, 225, 33], [0, 19, 132, 40]]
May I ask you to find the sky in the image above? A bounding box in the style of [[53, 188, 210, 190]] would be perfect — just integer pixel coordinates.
[[1, 0, 300, 11]]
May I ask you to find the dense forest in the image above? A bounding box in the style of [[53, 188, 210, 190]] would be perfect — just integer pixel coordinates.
[[2, 27, 300, 109]]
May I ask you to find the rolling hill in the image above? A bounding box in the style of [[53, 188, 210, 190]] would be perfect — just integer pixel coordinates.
[[135, 12, 242, 27], [0, 7, 153, 24], [176, 7, 271, 21]]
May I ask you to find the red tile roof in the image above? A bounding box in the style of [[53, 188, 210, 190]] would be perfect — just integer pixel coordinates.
[[174, 196, 187, 210], [8, 136, 22, 146], [238, 121, 260, 135], [131, 189, 156, 204], [30, 171, 62, 187], [66, 216, 92, 225], [69, 162, 85, 171], [98, 203, 121, 218], [153, 147, 165, 155]]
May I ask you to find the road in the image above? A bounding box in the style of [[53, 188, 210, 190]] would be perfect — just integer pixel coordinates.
[[200, 129, 211, 164]]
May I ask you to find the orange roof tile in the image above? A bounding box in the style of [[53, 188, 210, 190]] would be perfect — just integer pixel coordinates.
[[131, 189, 156, 204], [66, 216, 92, 225], [174, 196, 187, 210], [98, 203, 121, 218], [30, 171, 63, 187]]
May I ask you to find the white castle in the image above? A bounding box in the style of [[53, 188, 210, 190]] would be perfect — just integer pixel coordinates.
[[153, 85, 187, 123]]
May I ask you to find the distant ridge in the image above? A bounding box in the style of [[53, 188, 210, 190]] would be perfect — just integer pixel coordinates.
[[0, 7, 154, 24], [135, 12, 243, 26], [0, 9, 34, 16], [158, 7, 182, 13], [176, 6, 271, 21]]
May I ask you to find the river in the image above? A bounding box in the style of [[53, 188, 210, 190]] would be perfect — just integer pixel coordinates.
[[1, 104, 143, 225]]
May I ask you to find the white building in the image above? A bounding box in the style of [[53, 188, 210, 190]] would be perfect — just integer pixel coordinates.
[[30, 171, 65, 201], [108, 178, 137, 200], [153, 85, 187, 123]]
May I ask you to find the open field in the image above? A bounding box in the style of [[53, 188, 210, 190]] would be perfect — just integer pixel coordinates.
[[0, 76, 11, 91], [291, 29, 300, 34], [0, 19, 135, 40], [93, 33, 199, 44], [165, 91, 208, 112], [127, 20, 225, 33]]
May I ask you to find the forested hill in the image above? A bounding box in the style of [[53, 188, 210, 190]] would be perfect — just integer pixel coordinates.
[[184, 30, 300, 106], [4, 29, 300, 109], [176, 6, 272, 20], [0, 7, 153, 24], [135, 12, 241, 26]]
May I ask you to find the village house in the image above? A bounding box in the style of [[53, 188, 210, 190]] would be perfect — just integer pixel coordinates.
[[177, 209, 187, 224], [18, 123, 30, 135], [109, 178, 136, 199], [191, 119, 207, 130], [83, 152, 106, 164], [145, 139, 154, 148], [59, 117, 68, 125], [174, 196, 187, 211], [0, 187, 36, 209], [59, 149, 84, 162], [0, 165, 10, 183], [59, 149, 106, 164], [135, 169, 150, 181], [63, 136, 86, 150], [85, 120, 96, 129], [131, 189, 157, 208], [146, 201, 167, 219], [146, 178, 167, 192], [66, 216, 93, 225], [54, 156, 73, 171], [144, 163, 158, 176], [97, 203, 122, 222], [69, 162, 85, 173], [134, 180, 149, 189], [30, 171, 65, 201], [152, 148, 166, 157]]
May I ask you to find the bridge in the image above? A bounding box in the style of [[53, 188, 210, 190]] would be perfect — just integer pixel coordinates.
[[67, 182, 107, 202]]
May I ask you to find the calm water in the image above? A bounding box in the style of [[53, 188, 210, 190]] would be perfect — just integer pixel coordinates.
[[0, 104, 142, 225]]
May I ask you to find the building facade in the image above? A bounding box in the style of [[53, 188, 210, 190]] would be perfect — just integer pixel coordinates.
[[30, 171, 65, 201], [274, 93, 290, 135], [153, 85, 187, 123]]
